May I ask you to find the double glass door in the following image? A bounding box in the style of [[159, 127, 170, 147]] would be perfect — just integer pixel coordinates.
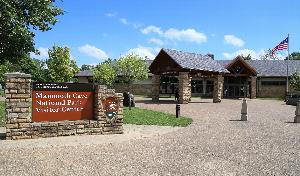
[[223, 76, 249, 98]]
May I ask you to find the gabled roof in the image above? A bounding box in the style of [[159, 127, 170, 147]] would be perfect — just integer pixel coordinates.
[[225, 56, 258, 75], [217, 60, 300, 77], [150, 48, 229, 74]]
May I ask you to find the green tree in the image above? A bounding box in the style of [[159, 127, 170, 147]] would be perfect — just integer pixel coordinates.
[[285, 52, 300, 60], [0, 55, 48, 83], [47, 46, 79, 82], [290, 72, 300, 91], [19, 55, 48, 82], [80, 64, 95, 71], [260, 49, 278, 60], [241, 54, 252, 60], [93, 62, 116, 87], [116, 53, 149, 92], [0, 0, 64, 64], [0, 61, 13, 83]]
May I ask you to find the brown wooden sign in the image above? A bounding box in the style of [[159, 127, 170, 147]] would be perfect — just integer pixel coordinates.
[[32, 83, 94, 122]]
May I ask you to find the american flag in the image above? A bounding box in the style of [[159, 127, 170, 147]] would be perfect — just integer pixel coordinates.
[[272, 37, 289, 56]]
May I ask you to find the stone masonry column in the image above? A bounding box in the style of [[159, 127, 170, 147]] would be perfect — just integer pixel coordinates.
[[179, 72, 191, 104], [94, 85, 123, 134], [213, 75, 224, 103], [250, 76, 257, 99], [5, 73, 32, 140], [152, 74, 160, 102]]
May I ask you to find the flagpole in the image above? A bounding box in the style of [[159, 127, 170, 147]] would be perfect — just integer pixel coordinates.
[[286, 34, 290, 95]]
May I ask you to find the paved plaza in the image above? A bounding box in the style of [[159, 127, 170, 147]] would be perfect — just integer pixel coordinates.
[[1, 98, 300, 175]]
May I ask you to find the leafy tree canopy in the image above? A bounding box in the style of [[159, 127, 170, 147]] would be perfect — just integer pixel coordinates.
[[0, 55, 48, 83], [286, 52, 300, 60], [93, 62, 116, 87], [47, 46, 79, 82], [0, 0, 64, 64], [260, 49, 279, 60], [240, 54, 252, 60], [80, 64, 95, 71], [116, 53, 149, 91], [290, 72, 300, 91]]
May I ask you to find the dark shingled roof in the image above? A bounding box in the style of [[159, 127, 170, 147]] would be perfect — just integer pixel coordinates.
[[74, 70, 93, 77], [162, 48, 229, 73], [217, 60, 300, 77]]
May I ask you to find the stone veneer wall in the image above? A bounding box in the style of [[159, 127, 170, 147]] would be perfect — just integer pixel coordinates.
[[114, 83, 152, 96], [178, 72, 191, 104], [257, 77, 286, 98], [5, 73, 123, 140], [213, 75, 224, 103], [250, 76, 257, 99]]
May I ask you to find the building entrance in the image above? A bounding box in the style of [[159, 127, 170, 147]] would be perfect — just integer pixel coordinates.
[[223, 76, 250, 98]]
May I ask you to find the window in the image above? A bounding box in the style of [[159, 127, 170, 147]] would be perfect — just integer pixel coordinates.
[[206, 80, 214, 94], [261, 81, 286, 86], [192, 80, 203, 93]]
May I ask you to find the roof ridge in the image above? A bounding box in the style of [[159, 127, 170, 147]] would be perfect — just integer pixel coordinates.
[[162, 48, 204, 57]]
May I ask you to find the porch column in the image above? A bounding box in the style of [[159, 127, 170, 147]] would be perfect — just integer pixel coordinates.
[[152, 74, 160, 102], [213, 75, 224, 103], [179, 72, 191, 104], [250, 76, 257, 99]]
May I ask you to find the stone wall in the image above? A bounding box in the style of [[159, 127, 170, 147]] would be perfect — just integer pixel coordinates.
[[257, 77, 286, 98], [94, 85, 123, 134], [250, 76, 257, 99], [5, 73, 123, 140], [178, 72, 191, 104], [213, 75, 224, 103], [114, 83, 152, 96]]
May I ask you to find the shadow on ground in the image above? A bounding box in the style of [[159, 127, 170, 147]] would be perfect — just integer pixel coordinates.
[[135, 99, 215, 105]]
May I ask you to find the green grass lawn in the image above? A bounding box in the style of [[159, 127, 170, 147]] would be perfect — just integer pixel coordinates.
[[0, 101, 193, 127], [123, 107, 192, 127], [0, 101, 5, 127]]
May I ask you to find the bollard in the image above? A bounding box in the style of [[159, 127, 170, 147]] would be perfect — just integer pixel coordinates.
[[176, 104, 180, 118], [294, 101, 300, 123], [241, 98, 248, 121]]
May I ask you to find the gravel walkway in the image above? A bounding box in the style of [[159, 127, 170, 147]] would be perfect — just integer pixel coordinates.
[[0, 98, 299, 175]]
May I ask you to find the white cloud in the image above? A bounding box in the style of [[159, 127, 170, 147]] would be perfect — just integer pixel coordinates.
[[120, 18, 128, 25], [119, 18, 142, 29], [164, 28, 207, 43], [141, 26, 207, 44], [148, 38, 164, 45], [105, 12, 117, 17], [141, 25, 163, 35], [30, 47, 49, 60], [127, 45, 159, 59], [78, 44, 108, 60], [223, 49, 260, 59], [224, 35, 245, 47]]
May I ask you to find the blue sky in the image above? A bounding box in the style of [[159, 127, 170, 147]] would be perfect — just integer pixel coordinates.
[[32, 0, 300, 66]]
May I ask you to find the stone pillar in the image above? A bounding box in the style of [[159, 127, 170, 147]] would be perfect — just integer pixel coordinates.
[[213, 75, 224, 103], [178, 72, 191, 104], [250, 76, 257, 99], [241, 99, 248, 121], [152, 74, 160, 102], [94, 85, 123, 134], [5, 73, 32, 140]]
